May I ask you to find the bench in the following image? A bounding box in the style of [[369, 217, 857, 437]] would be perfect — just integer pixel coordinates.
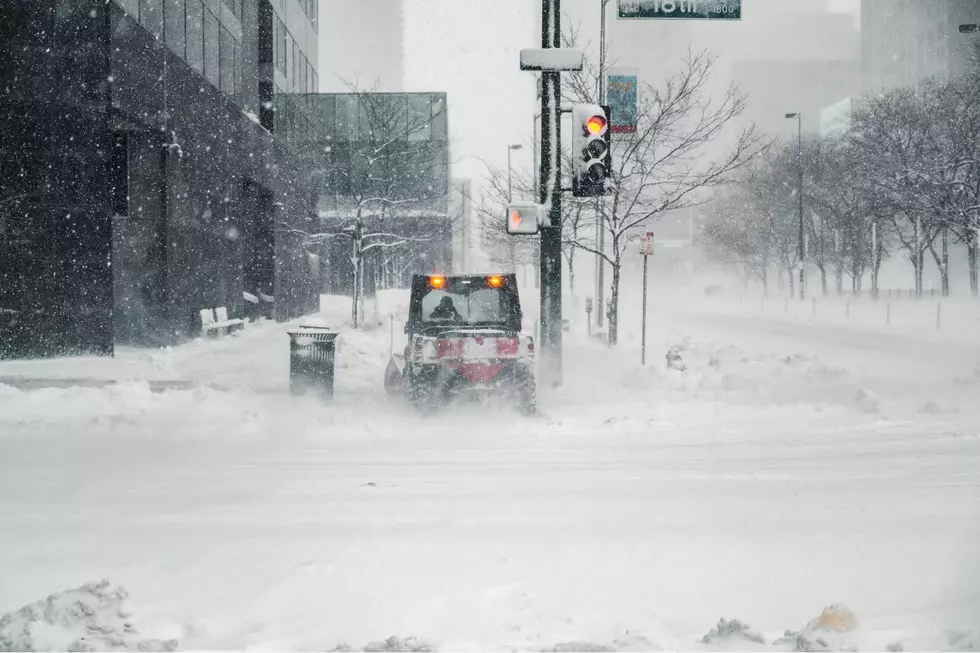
[[200, 306, 245, 338]]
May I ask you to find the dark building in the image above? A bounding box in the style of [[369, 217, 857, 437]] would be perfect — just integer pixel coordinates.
[[0, 0, 322, 358], [308, 92, 452, 296], [861, 0, 980, 93]]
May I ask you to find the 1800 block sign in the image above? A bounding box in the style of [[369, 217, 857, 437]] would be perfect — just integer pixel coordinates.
[[618, 0, 742, 20]]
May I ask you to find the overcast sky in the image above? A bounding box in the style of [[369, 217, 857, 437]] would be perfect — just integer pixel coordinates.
[[402, 0, 860, 187], [321, 0, 862, 194]]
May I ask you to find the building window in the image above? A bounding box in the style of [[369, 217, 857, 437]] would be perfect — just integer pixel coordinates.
[[407, 96, 433, 142], [110, 133, 130, 217], [219, 26, 234, 95], [234, 41, 242, 103], [139, 0, 163, 38], [292, 40, 299, 90], [164, 0, 185, 59], [277, 18, 288, 76], [185, 0, 204, 74], [203, 5, 220, 88]]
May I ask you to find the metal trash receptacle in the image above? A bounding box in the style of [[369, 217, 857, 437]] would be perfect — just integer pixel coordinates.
[[287, 327, 339, 398]]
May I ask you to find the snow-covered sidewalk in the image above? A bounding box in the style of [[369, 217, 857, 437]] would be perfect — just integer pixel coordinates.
[[1, 290, 978, 651]]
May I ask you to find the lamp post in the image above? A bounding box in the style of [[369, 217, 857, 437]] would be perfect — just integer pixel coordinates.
[[785, 112, 805, 300], [507, 144, 523, 272]]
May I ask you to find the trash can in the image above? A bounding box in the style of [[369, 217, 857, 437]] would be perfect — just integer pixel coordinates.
[[287, 327, 339, 399]]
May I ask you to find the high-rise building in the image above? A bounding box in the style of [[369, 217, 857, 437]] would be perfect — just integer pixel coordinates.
[[318, 0, 405, 92], [861, 0, 980, 92], [0, 0, 323, 357]]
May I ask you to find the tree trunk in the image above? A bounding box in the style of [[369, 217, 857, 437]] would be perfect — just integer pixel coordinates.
[[761, 266, 769, 297], [608, 262, 621, 347], [941, 225, 950, 297], [913, 249, 924, 299], [351, 224, 363, 328], [835, 257, 844, 295], [969, 233, 979, 297], [566, 247, 576, 294], [817, 263, 828, 296]]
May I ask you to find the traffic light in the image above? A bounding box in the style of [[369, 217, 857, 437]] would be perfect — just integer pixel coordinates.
[[571, 104, 612, 198], [506, 203, 542, 235]]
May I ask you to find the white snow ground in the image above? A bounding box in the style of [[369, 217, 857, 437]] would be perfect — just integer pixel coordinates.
[[1, 285, 979, 652]]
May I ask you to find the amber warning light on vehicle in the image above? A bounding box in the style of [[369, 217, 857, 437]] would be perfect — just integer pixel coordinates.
[[488, 276, 503, 289], [429, 276, 446, 289], [506, 202, 542, 235]]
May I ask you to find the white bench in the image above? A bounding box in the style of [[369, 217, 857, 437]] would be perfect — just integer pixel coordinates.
[[200, 306, 245, 338]]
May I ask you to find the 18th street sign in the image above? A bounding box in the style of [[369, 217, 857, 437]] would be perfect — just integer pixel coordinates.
[[618, 0, 741, 20]]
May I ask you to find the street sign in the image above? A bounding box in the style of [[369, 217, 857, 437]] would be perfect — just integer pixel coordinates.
[[585, 298, 593, 313], [618, 0, 741, 20], [520, 48, 585, 72], [639, 231, 655, 256], [606, 70, 637, 134]]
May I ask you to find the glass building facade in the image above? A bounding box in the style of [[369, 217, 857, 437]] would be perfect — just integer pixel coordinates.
[[307, 92, 453, 294], [0, 0, 322, 357]]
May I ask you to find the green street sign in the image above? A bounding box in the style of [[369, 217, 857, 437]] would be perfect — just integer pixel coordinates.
[[618, 0, 741, 20]]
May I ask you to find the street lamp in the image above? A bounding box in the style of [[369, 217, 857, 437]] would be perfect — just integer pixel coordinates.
[[785, 112, 805, 300]]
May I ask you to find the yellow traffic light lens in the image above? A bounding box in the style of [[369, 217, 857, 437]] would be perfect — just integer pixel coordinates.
[[586, 115, 607, 135]]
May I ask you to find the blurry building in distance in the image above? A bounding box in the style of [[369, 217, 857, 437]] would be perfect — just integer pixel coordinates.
[[308, 92, 451, 295], [319, 0, 405, 92], [862, 0, 980, 92]]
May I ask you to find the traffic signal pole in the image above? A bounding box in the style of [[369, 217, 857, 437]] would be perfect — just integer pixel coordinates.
[[539, 0, 563, 387]]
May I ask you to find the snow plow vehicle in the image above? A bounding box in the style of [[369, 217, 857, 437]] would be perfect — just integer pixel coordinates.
[[384, 273, 536, 414]]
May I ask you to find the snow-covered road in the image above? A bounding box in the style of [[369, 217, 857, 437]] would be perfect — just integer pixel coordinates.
[[1, 291, 978, 651]]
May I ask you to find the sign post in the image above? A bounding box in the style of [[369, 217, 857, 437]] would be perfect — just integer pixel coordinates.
[[585, 298, 593, 338], [639, 232, 654, 365]]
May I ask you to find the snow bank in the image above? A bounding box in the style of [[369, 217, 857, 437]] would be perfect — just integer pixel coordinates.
[[702, 618, 766, 648], [0, 580, 177, 652]]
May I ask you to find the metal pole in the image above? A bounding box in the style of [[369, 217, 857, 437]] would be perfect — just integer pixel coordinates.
[[532, 113, 540, 199], [539, 0, 563, 387], [797, 113, 805, 301], [641, 253, 648, 366], [507, 147, 513, 202], [595, 0, 610, 328]]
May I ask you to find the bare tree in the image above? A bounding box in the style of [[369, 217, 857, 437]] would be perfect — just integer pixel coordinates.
[[561, 46, 762, 343], [280, 79, 449, 327], [699, 185, 773, 293], [851, 86, 942, 297]]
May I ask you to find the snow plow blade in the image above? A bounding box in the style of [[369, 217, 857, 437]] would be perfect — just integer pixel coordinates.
[[384, 354, 405, 396]]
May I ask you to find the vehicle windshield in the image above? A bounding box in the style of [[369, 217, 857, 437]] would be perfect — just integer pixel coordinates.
[[419, 281, 515, 325]]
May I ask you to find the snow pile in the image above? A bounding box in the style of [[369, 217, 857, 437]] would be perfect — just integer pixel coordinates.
[[772, 604, 859, 652], [701, 618, 766, 648], [0, 580, 177, 652], [329, 636, 434, 652], [362, 635, 434, 652]]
